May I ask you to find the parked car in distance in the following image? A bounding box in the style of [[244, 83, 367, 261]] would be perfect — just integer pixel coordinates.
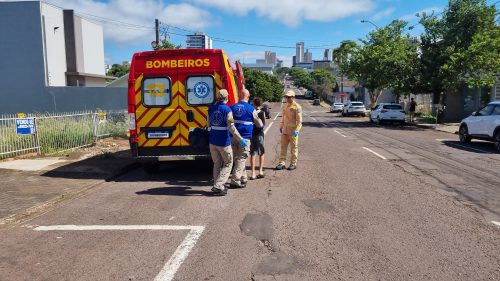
[[458, 101, 500, 152], [313, 99, 321, 105], [370, 103, 406, 125], [342, 101, 366, 117], [304, 91, 313, 99], [330, 103, 344, 113]]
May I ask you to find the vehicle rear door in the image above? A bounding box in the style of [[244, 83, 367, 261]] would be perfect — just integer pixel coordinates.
[[177, 54, 218, 148], [483, 104, 500, 137], [135, 56, 181, 151]]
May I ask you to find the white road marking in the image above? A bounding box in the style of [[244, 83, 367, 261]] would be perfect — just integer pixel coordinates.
[[335, 130, 348, 138], [362, 147, 387, 160], [264, 121, 274, 135], [273, 112, 280, 121], [311, 117, 318, 121], [34, 225, 205, 281], [491, 221, 500, 227]]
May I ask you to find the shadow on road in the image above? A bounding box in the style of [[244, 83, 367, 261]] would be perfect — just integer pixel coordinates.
[[136, 186, 216, 197], [441, 140, 498, 154], [301, 119, 428, 131]]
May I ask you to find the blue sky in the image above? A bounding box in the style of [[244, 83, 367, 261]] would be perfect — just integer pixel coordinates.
[[39, 0, 498, 67]]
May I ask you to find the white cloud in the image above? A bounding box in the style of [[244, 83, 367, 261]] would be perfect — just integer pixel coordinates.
[[41, 0, 214, 44], [371, 7, 395, 21], [192, 0, 375, 27], [400, 7, 443, 22]]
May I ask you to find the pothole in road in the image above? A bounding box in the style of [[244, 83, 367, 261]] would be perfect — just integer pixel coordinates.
[[303, 199, 334, 213], [252, 251, 301, 277], [240, 213, 273, 242]]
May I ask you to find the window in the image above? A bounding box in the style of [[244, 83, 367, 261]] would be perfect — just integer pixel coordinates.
[[142, 77, 171, 106], [492, 105, 500, 115], [478, 105, 494, 116], [186, 76, 215, 105], [383, 105, 402, 110]]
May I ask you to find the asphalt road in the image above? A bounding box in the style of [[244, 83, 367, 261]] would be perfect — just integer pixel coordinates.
[[1, 90, 500, 280]]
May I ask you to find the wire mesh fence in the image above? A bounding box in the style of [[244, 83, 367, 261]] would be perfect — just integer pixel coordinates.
[[0, 110, 128, 160]]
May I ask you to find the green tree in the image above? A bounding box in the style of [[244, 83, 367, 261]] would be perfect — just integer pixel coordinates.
[[243, 68, 283, 102], [273, 67, 290, 81], [288, 67, 312, 89], [332, 40, 359, 79], [347, 20, 416, 107], [153, 38, 182, 50], [310, 69, 335, 101], [419, 0, 499, 103], [106, 63, 129, 77]]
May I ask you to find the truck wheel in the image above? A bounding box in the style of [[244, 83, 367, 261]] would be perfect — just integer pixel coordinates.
[[143, 161, 160, 174]]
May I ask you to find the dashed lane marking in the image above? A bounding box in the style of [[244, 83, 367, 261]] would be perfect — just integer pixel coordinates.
[[335, 130, 348, 138], [362, 147, 387, 160], [491, 221, 500, 227], [273, 112, 280, 121], [264, 121, 274, 135], [34, 225, 205, 281]]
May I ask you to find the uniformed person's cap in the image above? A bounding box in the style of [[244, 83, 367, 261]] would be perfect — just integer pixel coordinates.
[[217, 89, 229, 100], [284, 90, 295, 97]]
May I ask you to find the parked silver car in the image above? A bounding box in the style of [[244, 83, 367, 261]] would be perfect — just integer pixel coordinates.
[[342, 101, 366, 117]]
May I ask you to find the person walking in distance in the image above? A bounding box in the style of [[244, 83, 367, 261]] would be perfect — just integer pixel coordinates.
[[409, 98, 417, 123], [250, 97, 266, 180], [207, 89, 246, 196], [276, 90, 302, 171], [230, 89, 263, 188]]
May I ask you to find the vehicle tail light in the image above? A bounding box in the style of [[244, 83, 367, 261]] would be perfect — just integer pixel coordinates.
[[381, 109, 388, 113], [128, 112, 136, 131]]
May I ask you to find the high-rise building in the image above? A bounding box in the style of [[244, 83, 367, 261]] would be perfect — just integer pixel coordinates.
[[323, 49, 333, 61], [296, 42, 304, 63], [186, 32, 212, 49], [304, 49, 313, 63], [265, 51, 277, 65]]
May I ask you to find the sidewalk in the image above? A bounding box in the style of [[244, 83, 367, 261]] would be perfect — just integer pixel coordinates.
[[413, 122, 460, 134], [0, 138, 137, 229]]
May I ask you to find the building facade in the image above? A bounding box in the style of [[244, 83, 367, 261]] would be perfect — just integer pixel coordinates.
[[296, 42, 304, 64], [0, 1, 122, 113], [304, 49, 313, 63], [265, 51, 277, 65], [323, 49, 333, 61], [186, 32, 213, 49]]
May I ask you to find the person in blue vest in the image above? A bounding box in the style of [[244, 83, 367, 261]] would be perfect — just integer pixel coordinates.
[[207, 89, 246, 195], [229, 89, 263, 188]]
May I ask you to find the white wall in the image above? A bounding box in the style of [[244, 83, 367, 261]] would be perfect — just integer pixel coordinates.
[[80, 19, 105, 75], [41, 3, 67, 86]]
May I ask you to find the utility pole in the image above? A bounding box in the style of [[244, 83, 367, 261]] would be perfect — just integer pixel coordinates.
[[155, 19, 160, 46]]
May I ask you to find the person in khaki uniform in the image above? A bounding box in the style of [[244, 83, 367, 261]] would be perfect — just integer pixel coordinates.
[[276, 90, 302, 171], [207, 89, 246, 195]]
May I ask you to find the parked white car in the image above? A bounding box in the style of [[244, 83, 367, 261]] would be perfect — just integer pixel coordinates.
[[369, 103, 406, 125], [459, 101, 500, 152], [342, 101, 366, 117], [330, 103, 344, 113]]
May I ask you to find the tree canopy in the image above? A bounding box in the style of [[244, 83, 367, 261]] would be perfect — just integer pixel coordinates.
[[243, 68, 283, 102], [106, 63, 129, 78]]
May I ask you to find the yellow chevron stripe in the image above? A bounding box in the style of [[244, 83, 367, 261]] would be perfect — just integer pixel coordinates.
[[214, 72, 223, 89]]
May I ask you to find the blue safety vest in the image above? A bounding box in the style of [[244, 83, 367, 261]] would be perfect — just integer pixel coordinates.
[[231, 101, 255, 139], [208, 102, 232, 147]]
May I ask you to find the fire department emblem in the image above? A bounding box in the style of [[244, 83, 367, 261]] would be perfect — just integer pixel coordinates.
[[194, 82, 210, 99], [211, 111, 224, 126]]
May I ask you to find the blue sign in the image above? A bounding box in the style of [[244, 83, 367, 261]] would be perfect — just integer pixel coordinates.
[[194, 82, 210, 99], [16, 118, 36, 135]]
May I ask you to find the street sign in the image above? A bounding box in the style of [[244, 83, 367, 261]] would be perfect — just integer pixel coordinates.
[[15, 118, 36, 135]]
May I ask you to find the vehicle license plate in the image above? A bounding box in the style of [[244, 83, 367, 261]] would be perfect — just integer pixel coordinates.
[[147, 131, 170, 138]]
